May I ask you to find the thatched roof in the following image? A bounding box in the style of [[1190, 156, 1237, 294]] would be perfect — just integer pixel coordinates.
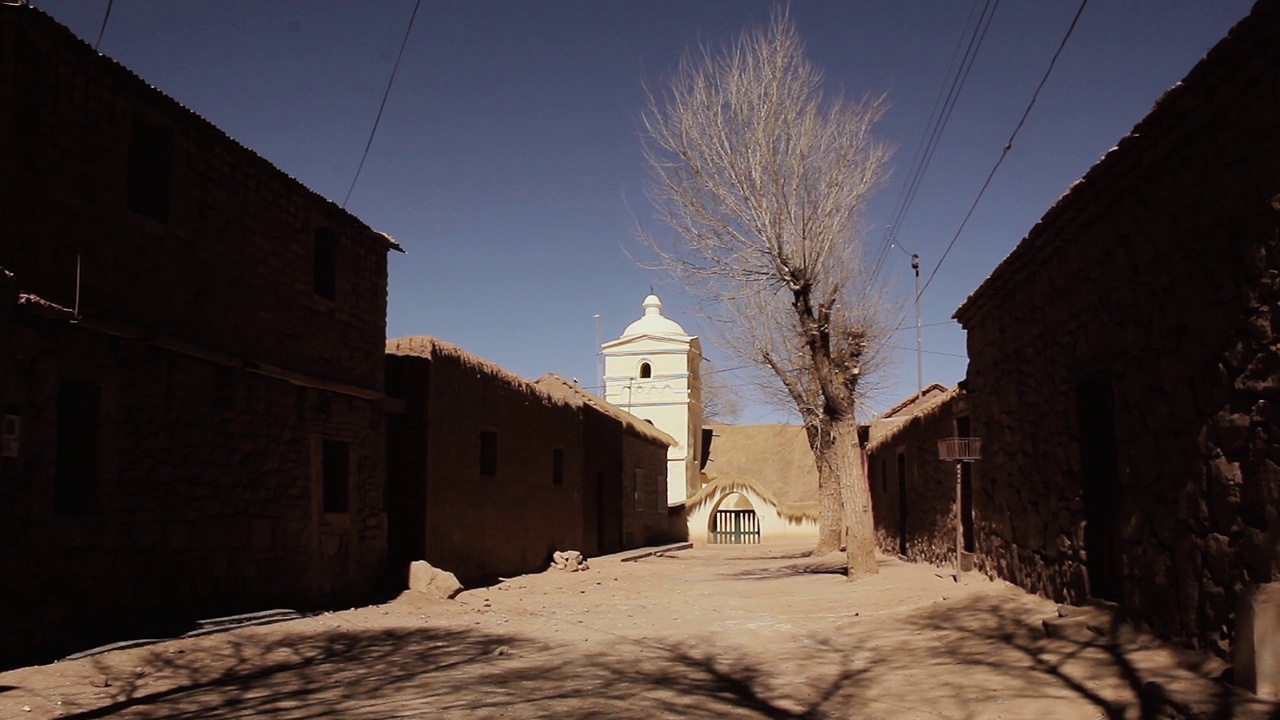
[[686, 473, 818, 523], [880, 383, 950, 419], [534, 373, 676, 447], [865, 386, 962, 455], [387, 336, 571, 409], [700, 423, 818, 508]]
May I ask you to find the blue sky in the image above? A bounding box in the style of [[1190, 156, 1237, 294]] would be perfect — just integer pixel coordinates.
[[34, 0, 1256, 421]]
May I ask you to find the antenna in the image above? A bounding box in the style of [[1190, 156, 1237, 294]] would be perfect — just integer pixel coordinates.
[[593, 314, 603, 393]]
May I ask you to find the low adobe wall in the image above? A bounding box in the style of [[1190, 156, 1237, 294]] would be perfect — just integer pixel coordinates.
[[686, 487, 818, 546]]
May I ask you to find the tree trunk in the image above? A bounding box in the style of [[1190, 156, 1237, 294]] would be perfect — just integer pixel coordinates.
[[833, 417, 877, 578], [807, 418, 844, 554], [807, 416, 876, 578], [808, 416, 876, 572], [813, 456, 845, 555]]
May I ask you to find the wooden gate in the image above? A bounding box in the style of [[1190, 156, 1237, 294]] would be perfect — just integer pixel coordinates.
[[710, 509, 760, 544]]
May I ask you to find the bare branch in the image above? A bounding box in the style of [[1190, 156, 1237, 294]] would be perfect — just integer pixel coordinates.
[[641, 8, 895, 568]]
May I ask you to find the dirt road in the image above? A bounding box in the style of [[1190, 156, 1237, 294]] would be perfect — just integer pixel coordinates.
[[2, 544, 1275, 719]]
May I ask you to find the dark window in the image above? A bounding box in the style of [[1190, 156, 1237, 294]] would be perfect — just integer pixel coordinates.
[[552, 448, 565, 486], [54, 383, 99, 516], [634, 468, 645, 511], [639, 362, 652, 379], [313, 229, 337, 300], [127, 120, 173, 223], [322, 440, 350, 513], [480, 431, 498, 477]]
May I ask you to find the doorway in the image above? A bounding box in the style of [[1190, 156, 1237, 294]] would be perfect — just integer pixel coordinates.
[[1078, 377, 1122, 601], [709, 493, 761, 544], [896, 451, 908, 556]]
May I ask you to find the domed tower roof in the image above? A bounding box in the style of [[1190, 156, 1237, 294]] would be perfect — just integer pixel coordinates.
[[621, 294, 688, 338]]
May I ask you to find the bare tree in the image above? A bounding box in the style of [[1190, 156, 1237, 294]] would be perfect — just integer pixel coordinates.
[[701, 368, 745, 423], [641, 9, 893, 575]]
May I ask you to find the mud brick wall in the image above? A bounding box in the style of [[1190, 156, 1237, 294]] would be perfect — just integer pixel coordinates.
[[867, 404, 965, 568], [387, 352, 587, 584], [0, 6, 393, 668], [620, 431, 672, 549], [0, 316, 386, 668], [955, 5, 1280, 656], [0, 7, 391, 392]]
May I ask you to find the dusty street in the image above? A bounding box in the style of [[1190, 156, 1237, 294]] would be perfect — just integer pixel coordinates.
[[2, 544, 1275, 719]]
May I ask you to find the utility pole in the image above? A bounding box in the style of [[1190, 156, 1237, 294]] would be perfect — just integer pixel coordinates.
[[593, 314, 603, 392], [912, 254, 922, 395]]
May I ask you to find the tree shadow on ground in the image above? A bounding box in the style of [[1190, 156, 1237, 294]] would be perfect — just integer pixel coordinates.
[[49, 624, 866, 719], [901, 594, 1280, 720], [714, 550, 820, 562], [724, 558, 848, 580]]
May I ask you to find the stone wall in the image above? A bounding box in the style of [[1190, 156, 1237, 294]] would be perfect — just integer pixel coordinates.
[[0, 6, 392, 392], [0, 6, 393, 667], [0, 308, 386, 667], [954, 3, 1280, 655], [867, 398, 965, 568]]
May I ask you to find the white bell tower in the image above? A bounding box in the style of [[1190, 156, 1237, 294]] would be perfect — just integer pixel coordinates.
[[602, 294, 703, 505]]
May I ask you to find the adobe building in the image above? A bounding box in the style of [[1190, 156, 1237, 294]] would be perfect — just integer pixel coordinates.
[[385, 338, 586, 584], [602, 294, 703, 506], [384, 339, 674, 584], [953, 0, 1280, 660], [0, 4, 399, 667], [686, 423, 819, 545], [864, 386, 971, 567], [536, 374, 675, 551]]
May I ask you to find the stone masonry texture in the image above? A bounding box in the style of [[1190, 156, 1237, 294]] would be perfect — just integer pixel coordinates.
[[953, 0, 1280, 657], [0, 6, 392, 667]]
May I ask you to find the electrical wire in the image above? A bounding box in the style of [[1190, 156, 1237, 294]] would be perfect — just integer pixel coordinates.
[[887, 345, 968, 359], [871, 0, 999, 281], [342, 0, 422, 208], [94, 0, 113, 50], [917, 0, 1089, 301]]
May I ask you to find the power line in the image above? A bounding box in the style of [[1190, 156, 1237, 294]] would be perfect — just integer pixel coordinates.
[[918, 0, 1089, 301], [871, 0, 998, 280], [342, 0, 422, 208], [94, 0, 114, 50], [888, 345, 968, 359], [891, 320, 957, 333]]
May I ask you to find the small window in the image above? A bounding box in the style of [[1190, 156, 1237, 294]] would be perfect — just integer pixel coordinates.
[[639, 362, 652, 379], [313, 229, 337, 300], [127, 120, 173, 223], [552, 448, 565, 486], [480, 431, 498, 477], [322, 440, 350, 513], [634, 468, 645, 511], [54, 383, 99, 516]]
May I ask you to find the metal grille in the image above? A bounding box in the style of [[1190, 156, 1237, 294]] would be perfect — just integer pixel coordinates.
[[710, 509, 761, 544], [938, 437, 982, 461]]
